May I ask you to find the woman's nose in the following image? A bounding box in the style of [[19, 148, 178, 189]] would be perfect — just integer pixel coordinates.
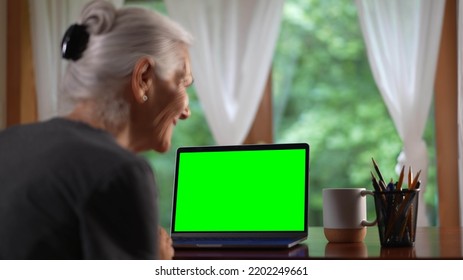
[[179, 106, 191, 120]]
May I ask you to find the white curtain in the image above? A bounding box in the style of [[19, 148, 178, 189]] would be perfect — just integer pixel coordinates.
[[458, 0, 463, 227], [356, 0, 445, 226], [164, 0, 284, 145], [28, 0, 124, 121]]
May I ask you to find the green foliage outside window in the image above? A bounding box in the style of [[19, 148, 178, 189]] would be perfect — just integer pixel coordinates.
[[273, 0, 437, 225]]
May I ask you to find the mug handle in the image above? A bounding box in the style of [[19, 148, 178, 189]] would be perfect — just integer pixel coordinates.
[[360, 190, 377, 227]]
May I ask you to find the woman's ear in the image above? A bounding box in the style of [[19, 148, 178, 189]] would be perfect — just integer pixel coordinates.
[[131, 57, 155, 104]]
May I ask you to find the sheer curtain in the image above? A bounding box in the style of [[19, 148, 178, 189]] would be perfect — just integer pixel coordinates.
[[28, 0, 124, 121], [164, 0, 284, 145], [356, 0, 445, 226]]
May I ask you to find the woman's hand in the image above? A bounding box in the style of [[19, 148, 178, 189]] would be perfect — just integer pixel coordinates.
[[158, 226, 174, 260]]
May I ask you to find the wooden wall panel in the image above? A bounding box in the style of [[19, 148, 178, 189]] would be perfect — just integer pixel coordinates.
[[6, 0, 37, 126], [243, 72, 274, 144], [0, 0, 6, 129], [434, 0, 460, 227]]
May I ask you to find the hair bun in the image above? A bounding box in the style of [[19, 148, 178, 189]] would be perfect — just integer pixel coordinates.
[[79, 0, 117, 35]]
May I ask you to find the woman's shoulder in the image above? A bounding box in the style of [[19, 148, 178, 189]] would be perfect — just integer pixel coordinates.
[[51, 118, 145, 164], [1, 117, 150, 177], [27, 117, 148, 171]]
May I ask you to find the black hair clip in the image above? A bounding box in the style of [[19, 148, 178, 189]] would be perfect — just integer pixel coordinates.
[[61, 24, 89, 61]]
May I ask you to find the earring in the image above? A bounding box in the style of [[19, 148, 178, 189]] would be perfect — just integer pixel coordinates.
[[142, 95, 148, 102]]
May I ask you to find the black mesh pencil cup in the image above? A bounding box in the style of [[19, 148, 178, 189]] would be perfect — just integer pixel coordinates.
[[373, 189, 419, 247]]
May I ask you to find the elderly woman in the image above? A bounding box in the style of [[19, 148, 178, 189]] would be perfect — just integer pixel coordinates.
[[0, 0, 193, 259]]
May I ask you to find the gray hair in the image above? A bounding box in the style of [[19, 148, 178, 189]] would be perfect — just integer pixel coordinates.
[[61, 0, 192, 129]]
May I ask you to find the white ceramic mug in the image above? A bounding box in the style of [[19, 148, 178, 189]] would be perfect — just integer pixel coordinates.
[[322, 188, 376, 243]]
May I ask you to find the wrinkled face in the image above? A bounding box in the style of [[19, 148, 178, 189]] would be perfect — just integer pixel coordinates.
[[151, 49, 193, 152], [131, 46, 193, 153]]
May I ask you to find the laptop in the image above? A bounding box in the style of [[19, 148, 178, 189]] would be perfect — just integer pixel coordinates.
[[170, 143, 310, 248]]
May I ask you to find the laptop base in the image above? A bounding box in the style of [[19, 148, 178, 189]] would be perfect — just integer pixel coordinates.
[[173, 237, 307, 249]]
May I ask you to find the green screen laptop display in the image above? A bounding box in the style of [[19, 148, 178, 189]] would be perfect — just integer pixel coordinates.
[[171, 143, 309, 233]]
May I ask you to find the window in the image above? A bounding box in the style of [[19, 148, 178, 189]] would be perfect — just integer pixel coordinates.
[[273, 0, 437, 225], [128, 0, 437, 227]]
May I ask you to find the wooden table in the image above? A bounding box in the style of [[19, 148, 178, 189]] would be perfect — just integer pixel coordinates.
[[174, 227, 463, 259]]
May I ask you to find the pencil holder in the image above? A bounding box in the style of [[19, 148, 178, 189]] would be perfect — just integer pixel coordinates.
[[373, 189, 419, 247]]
